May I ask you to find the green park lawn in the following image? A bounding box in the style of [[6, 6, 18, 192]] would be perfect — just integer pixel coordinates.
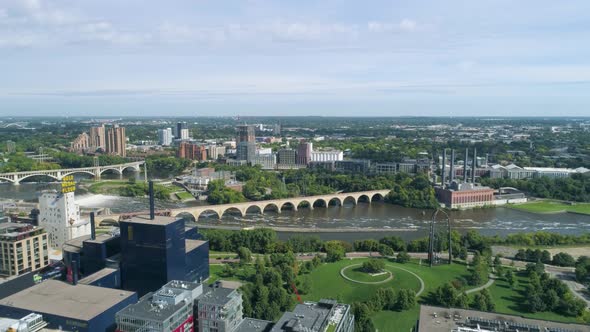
[[512, 200, 590, 215], [341, 265, 392, 283], [87, 180, 129, 194], [481, 271, 581, 324], [175, 191, 194, 200]]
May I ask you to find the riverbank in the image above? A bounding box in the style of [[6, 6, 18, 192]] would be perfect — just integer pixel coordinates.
[[193, 223, 418, 233], [510, 200, 590, 215]]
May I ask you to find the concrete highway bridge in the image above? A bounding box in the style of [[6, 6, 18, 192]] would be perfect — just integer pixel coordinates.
[[0, 161, 144, 185], [95, 189, 391, 226]]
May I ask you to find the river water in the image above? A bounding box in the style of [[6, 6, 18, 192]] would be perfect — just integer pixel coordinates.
[[2, 177, 590, 242]]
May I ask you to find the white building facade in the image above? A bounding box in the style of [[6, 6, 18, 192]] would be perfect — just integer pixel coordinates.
[[311, 150, 344, 162], [158, 128, 173, 146], [38, 191, 91, 249]]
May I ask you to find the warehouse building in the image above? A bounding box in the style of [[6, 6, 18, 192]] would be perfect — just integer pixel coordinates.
[[0, 279, 137, 332]]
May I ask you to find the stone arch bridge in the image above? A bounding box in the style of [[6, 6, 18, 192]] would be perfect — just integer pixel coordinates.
[[95, 189, 390, 226], [0, 161, 144, 185]]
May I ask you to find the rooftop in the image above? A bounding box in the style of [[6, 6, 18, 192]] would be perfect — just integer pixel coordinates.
[[270, 299, 347, 332], [120, 215, 180, 226], [236, 318, 273, 332], [78, 267, 118, 285], [199, 284, 238, 306], [186, 239, 207, 253], [116, 291, 189, 323], [0, 223, 45, 241], [0, 280, 136, 321], [417, 305, 590, 332]]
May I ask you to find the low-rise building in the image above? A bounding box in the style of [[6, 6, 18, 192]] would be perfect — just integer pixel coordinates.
[[311, 150, 343, 162], [435, 182, 495, 209], [270, 299, 353, 332], [252, 154, 276, 170], [335, 160, 371, 173], [277, 149, 297, 166], [0, 223, 49, 276]]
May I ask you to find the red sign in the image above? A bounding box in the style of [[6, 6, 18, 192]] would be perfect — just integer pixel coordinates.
[[172, 315, 193, 332]]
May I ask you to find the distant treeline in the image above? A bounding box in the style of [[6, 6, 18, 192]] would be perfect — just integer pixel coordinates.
[[481, 174, 590, 202]]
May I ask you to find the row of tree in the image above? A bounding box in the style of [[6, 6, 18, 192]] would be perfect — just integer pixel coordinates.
[[481, 174, 590, 202]]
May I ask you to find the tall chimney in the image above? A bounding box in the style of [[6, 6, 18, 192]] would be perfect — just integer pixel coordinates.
[[472, 148, 477, 183], [464, 148, 469, 183], [450, 149, 455, 183], [441, 149, 447, 186], [90, 212, 96, 240], [149, 181, 155, 220]]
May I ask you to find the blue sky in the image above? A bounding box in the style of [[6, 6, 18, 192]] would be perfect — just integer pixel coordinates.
[[1, 0, 590, 116]]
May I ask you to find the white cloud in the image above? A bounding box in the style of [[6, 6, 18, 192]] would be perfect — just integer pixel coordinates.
[[399, 19, 417, 32], [367, 19, 419, 33]]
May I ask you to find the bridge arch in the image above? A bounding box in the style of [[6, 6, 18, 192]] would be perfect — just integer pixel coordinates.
[[245, 205, 262, 215], [61, 170, 96, 179], [175, 211, 197, 223], [371, 193, 386, 202], [296, 200, 312, 210], [280, 201, 297, 211], [328, 197, 342, 206], [263, 203, 280, 213], [122, 165, 141, 172], [342, 196, 357, 206], [196, 209, 220, 220], [220, 207, 244, 218], [18, 174, 59, 183], [357, 194, 370, 203], [0, 177, 14, 183], [100, 167, 123, 176], [312, 198, 327, 208]]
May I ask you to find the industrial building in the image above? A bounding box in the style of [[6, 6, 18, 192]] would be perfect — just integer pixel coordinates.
[[0, 223, 49, 277], [38, 190, 91, 249], [120, 215, 209, 296], [416, 305, 590, 332], [270, 299, 354, 332], [0, 279, 138, 332]]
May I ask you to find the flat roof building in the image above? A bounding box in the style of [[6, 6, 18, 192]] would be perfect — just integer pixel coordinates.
[[270, 299, 353, 332], [0, 279, 137, 332], [416, 305, 590, 332]]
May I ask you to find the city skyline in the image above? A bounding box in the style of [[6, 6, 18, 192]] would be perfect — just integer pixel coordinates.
[[1, 0, 590, 116]]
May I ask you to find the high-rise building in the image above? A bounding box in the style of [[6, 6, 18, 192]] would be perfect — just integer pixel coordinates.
[[6, 140, 16, 153], [178, 142, 207, 160], [206, 145, 226, 160], [0, 223, 49, 276], [297, 141, 312, 165], [277, 149, 296, 166], [273, 123, 281, 136], [70, 132, 90, 152], [119, 215, 209, 296], [158, 128, 173, 146], [106, 125, 126, 157], [38, 190, 91, 249], [236, 125, 256, 162], [89, 124, 106, 150], [177, 122, 189, 140]]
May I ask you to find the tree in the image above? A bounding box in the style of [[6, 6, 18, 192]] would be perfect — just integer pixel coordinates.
[[378, 244, 394, 257], [311, 255, 323, 268], [237, 247, 252, 264], [295, 275, 313, 295], [552, 252, 576, 267], [396, 289, 416, 310], [575, 256, 590, 284], [352, 302, 375, 332], [434, 283, 458, 307], [362, 259, 385, 273], [471, 289, 494, 311], [455, 292, 470, 309], [505, 269, 516, 289], [324, 241, 345, 262], [221, 264, 235, 277], [396, 251, 411, 264]]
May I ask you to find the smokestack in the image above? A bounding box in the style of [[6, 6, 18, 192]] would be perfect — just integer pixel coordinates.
[[149, 181, 155, 220], [441, 149, 447, 186], [450, 150, 455, 183], [472, 148, 477, 183], [90, 212, 96, 240], [464, 148, 469, 183]]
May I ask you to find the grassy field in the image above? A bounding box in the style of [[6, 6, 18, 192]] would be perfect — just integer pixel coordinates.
[[87, 180, 129, 194], [175, 191, 194, 200], [342, 266, 392, 283], [480, 271, 581, 324], [512, 200, 590, 215]]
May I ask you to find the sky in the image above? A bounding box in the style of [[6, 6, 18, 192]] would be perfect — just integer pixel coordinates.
[[1, 0, 590, 117]]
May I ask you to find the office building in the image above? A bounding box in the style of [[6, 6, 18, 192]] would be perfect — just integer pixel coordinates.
[[311, 150, 343, 162], [0, 280, 137, 332], [176, 122, 189, 140], [277, 149, 297, 166], [271, 299, 353, 332], [120, 215, 209, 296], [70, 132, 90, 152], [62, 232, 121, 285], [206, 145, 226, 160], [158, 128, 173, 146], [335, 160, 371, 173], [373, 162, 397, 174], [236, 125, 256, 162], [196, 283, 244, 332], [89, 125, 106, 150], [116, 280, 200, 332], [297, 142, 312, 165], [106, 125, 126, 157], [178, 142, 207, 161], [0, 223, 49, 277], [416, 305, 590, 332], [251, 154, 276, 170], [38, 190, 91, 249]]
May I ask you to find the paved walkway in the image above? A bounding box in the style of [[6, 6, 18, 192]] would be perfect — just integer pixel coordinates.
[[465, 274, 496, 294], [340, 264, 394, 285]]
